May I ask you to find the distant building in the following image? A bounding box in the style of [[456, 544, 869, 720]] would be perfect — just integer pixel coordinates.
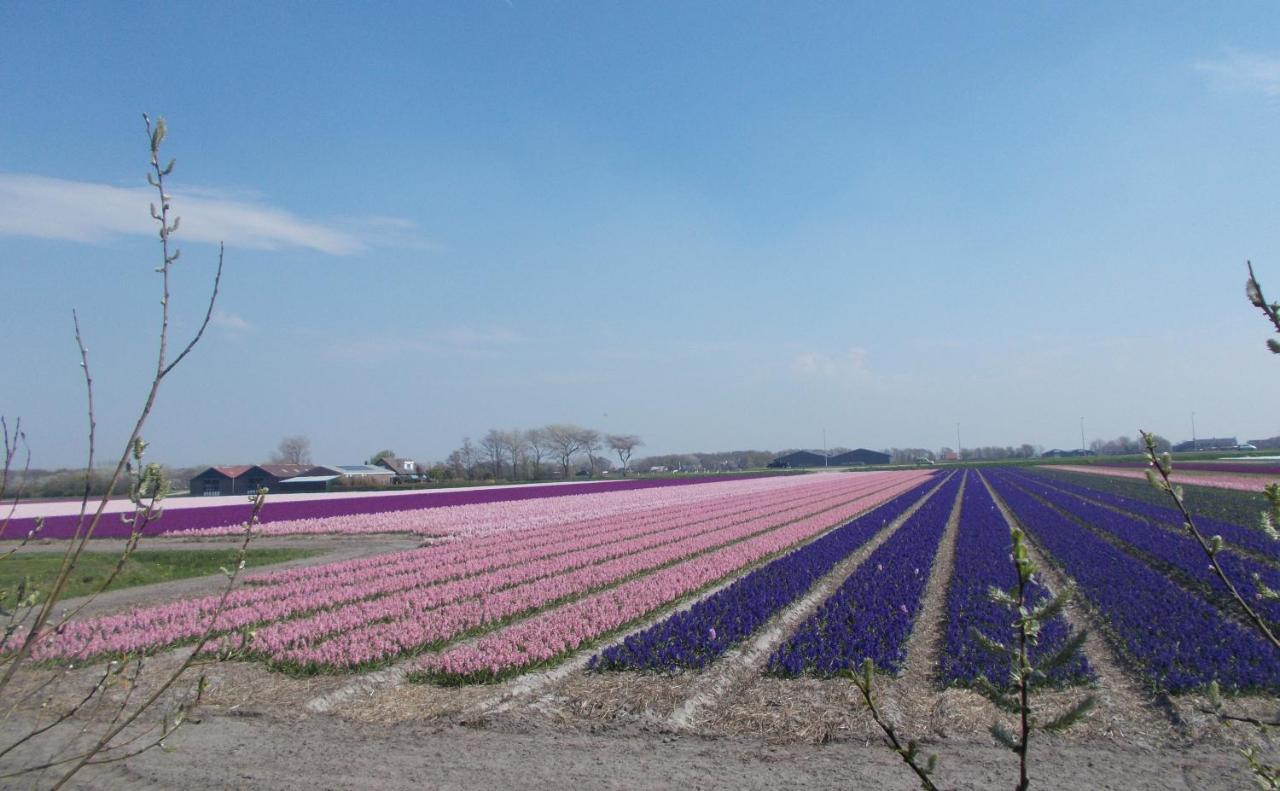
[[189, 465, 252, 497], [187, 463, 313, 496], [1040, 449, 1096, 458], [374, 456, 422, 483], [375, 456, 417, 475], [1172, 437, 1238, 452], [768, 451, 830, 469], [828, 448, 891, 466], [284, 464, 396, 489]]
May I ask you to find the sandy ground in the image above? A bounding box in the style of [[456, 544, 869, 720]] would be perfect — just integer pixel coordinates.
[[51, 714, 1259, 791]]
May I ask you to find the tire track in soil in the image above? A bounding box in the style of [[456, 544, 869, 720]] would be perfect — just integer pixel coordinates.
[[978, 470, 1177, 741], [663, 472, 959, 731]]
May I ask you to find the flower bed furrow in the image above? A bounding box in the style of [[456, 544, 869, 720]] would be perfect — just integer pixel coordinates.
[[986, 469, 1280, 693], [767, 471, 964, 676], [408, 476, 934, 683], [937, 474, 1092, 688], [589, 477, 936, 672], [257, 476, 929, 670]]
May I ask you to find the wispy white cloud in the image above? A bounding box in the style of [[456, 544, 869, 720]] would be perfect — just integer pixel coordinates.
[[793, 347, 871, 379], [324, 326, 525, 363], [340, 215, 442, 252], [0, 174, 403, 255], [211, 310, 254, 334], [1194, 49, 1280, 96]]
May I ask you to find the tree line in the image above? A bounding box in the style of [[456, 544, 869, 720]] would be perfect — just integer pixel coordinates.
[[433, 425, 643, 482]]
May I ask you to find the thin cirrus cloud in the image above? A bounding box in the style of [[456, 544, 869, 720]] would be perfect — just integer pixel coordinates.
[[324, 326, 525, 363], [1194, 49, 1280, 96], [0, 173, 415, 255]]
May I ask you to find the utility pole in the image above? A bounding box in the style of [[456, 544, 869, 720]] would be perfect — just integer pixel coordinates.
[[823, 428, 828, 467], [1080, 416, 1086, 451], [956, 422, 961, 461]]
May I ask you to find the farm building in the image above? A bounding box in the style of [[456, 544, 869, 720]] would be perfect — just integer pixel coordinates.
[[375, 456, 423, 482], [1172, 437, 1239, 452], [187, 464, 314, 496], [828, 448, 891, 466], [277, 464, 397, 492], [767, 451, 830, 468], [188, 465, 251, 497]]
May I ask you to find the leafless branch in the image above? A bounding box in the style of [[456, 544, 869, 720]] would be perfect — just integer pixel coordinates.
[[1140, 431, 1280, 651]]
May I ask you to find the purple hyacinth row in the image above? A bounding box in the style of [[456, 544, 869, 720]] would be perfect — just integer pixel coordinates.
[[1003, 473, 1280, 627], [766, 471, 963, 677], [588, 477, 937, 672], [938, 474, 1093, 688], [1018, 468, 1279, 559], [986, 470, 1280, 693], [2, 475, 769, 540]]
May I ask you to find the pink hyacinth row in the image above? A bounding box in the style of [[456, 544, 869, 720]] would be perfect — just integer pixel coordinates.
[[22, 471, 921, 660], [243, 473, 865, 588], [412, 475, 927, 680], [244, 477, 889, 658], [253, 474, 927, 669], [1054, 465, 1272, 493], [27, 471, 860, 655], [171, 472, 830, 539], [23, 472, 924, 664]]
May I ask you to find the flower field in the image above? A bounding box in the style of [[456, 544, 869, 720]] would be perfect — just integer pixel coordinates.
[[1052, 464, 1272, 493], [12, 464, 1279, 702], [19, 471, 933, 672]]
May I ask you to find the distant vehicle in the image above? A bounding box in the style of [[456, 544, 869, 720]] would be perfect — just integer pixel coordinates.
[[1236, 443, 1258, 450]]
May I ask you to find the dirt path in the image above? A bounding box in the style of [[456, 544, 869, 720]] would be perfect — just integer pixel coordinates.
[[46, 711, 1253, 790]]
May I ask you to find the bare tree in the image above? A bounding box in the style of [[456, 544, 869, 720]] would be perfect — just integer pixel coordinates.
[[458, 437, 479, 480], [501, 430, 527, 481], [272, 435, 312, 465], [579, 428, 602, 477], [545, 424, 586, 479], [366, 449, 395, 465], [480, 429, 504, 480], [524, 428, 550, 480], [606, 433, 643, 474]]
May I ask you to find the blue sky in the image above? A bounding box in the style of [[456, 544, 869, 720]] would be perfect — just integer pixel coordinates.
[[2, 2, 1279, 468]]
